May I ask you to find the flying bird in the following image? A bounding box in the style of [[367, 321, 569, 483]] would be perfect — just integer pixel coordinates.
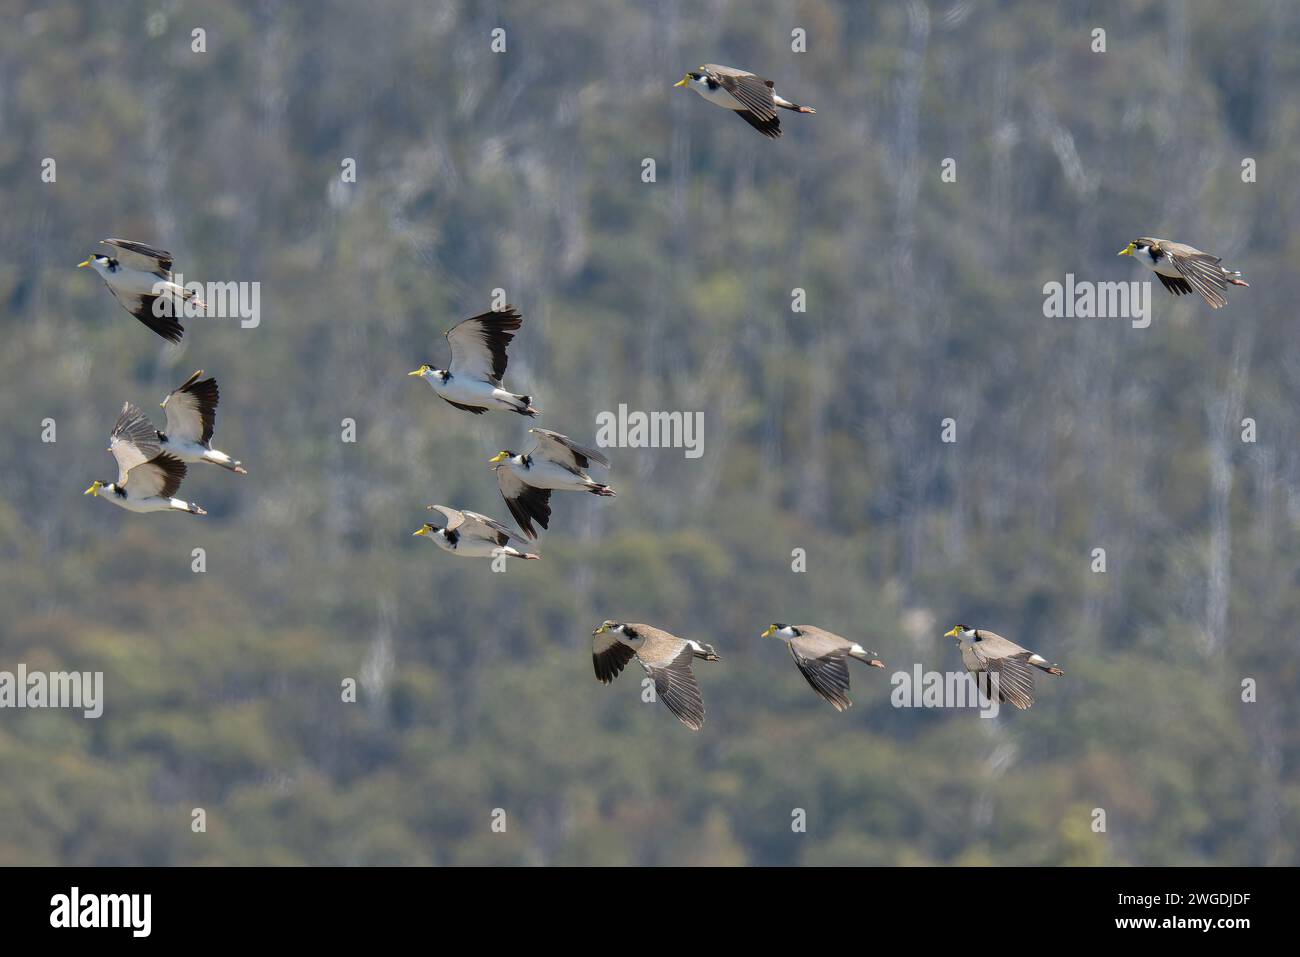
[[408, 307, 539, 416], [157, 371, 246, 474], [944, 625, 1063, 710], [674, 64, 815, 138], [84, 403, 206, 515], [592, 620, 720, 731], [490, 428, 614, 539], [761, 624, 885, 712], [78, 238, 204, 343], [414, 505, 539, 561], [1118, 238, 1249, 309]]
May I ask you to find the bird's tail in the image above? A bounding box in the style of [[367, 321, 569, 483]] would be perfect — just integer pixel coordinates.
[[773, 94, 816, 114], [206, 449, 248, 475], [849, 649, 885, 668], [509, 393, 541, 417]]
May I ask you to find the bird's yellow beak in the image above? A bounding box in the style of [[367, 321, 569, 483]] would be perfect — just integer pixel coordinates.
[[674, 75, 690, 88], [413, 526, 430, 537], [944, 626, 962, 638], [593, 623, 609, 635], [1117, 243, 1135, 256], [83, 482, 100, 496], [407, 366, 426, 377], [77, 259, 92, 268], [489, 452, 508, 464], [761, 625, 776, 638]]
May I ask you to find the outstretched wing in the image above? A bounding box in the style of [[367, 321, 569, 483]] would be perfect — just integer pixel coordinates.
[[124, 453, 187, 499], [645, 641, 707, 731], [733, 109, 783, 138], [460, 510, 530, 547], [105, 287, 185, 343], [705, 66, 777, 120], [789, 643, 853, 712], [593, 631, 637, 684], [529, 428, 610, 472], [101, 238, 174, 275], [496, 468, 551, 540], [445, 307, 523, 384], [162, 370, 219, 444], [962, 641, 1037, 710], [425, 505, 466, 532], [109, 402, 162, 484], [1167, 248, 1229, 309]]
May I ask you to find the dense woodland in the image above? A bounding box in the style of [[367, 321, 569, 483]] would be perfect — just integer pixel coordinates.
[[0, 0, 1297, 865]]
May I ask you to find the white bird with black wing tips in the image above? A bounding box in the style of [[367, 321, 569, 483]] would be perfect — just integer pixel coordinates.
[[408, 306, 539, 416], [84, 403, 207, 515], [158, 370, 246, 474], [592, 621, 720, 731], [77, 238, 205, 343], [761, 624, 885, 712], [490, 428, 615, 539], [413, 505, 539, 561], [674, 64, 816, 138]]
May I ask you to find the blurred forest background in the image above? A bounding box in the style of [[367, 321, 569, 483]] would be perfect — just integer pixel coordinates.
[[0, 0, 1297, 865]]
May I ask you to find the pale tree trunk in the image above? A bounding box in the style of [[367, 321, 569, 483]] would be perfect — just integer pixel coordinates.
[[1201, 329, 1251, 657]]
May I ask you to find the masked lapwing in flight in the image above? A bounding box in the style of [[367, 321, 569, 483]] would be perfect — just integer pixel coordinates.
[[1118, 238, 1249, 309], [674, 64, 815, 139], [157, 371, 246, 474], [408, 306, 539, 416], [944, 625, 1063, 710], [592, 621, 720, 731], [761, 624, 885, 712], [84, 403, 206, 515], [78, 238, 205, 343], [414, 505, 540, 561], [490, 428, 614, 539]]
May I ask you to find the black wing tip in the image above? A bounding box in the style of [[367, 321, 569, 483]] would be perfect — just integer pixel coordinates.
[[504, 484, 551, 540], [129, 299, 185, 342], [736, 110, 783, 138]]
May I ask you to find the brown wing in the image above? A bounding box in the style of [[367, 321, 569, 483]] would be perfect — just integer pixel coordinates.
[[963, 638, 1037, 710], [788, 642, 853, 712], [641, 637, 706, 731], [709, 68, 777, 120], [1166, 247, 1229, 308]]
